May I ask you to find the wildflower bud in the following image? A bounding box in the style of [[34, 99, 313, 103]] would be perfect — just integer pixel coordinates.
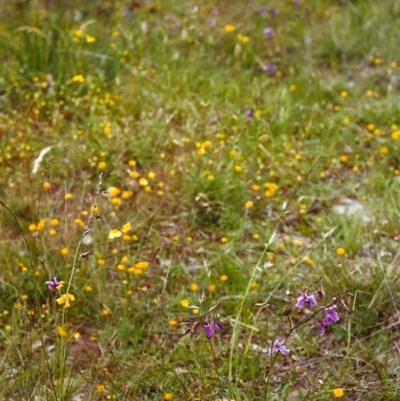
[[339, 298, 351, 313], [80, 251, 91, 258]]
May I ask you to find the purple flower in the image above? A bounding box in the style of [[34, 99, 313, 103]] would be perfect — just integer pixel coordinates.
[[203, 319, 223, 338], [318, 319, 329, 335], [245, 110, 254, 118], [305, 37, 312, 44], [80, 251, 91, 258], [318, 305, 340, 335], [45, 277, 61, 291], [296, 291, 317, 309], [270, 8, 278, 17], [325, 305, 340, 323], [268, 338, 290, 356], [262, 64, 278, 73], [264, 28, 274, 39], [294, 0, 301, 6], [259, 6, 267, 13]]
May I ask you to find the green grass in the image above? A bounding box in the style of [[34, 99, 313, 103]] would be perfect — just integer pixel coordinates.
[[1, 0, 400, 399]]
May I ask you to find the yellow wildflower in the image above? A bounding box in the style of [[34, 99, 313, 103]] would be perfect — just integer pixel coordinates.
[[392, 131, 400, 140], [333, 388, 344, 398], [72, 74, 84, 83], [135, 261, 148, 269], [29, 224, 37, 232], [139, 177, 148, 186], [57, 326, 67, 337], [336, 247, 345, 255], [56, 293, 75, 308], [85, 35, 96, 43], [237, 34, 250, 43], [180, 299, 189, 308]]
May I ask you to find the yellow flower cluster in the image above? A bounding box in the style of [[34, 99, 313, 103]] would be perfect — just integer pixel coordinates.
[[196, 140, 212, 156], [28, 219, 46, 233], [115, 257, 149, 275], [264, 182, 278, 198], [108, 222, 137, 241]]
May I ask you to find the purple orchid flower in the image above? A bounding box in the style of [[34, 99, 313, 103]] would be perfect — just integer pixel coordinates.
[[203, 318, 223, 338], [295, 291, 318, 309], [45, 277, 61, 291], [264, 28, 274, 39], [268, 338, 290, 356], [262, 64, 278, 73], [318, 305, 340, 335], [325, 305, 340, 322]]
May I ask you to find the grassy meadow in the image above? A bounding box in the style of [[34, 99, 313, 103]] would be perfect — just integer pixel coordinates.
[[1, 0, 400, 399]]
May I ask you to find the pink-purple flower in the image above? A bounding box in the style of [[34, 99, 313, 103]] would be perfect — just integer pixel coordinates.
[[295, 291, 317, 309], [268, 338, 290, 356], [270, 9, 278, 17], [264, 28, 274, 39], [318, 305, 340, 335], [45, 277, 61, 291], [202, 318, 223, 338], [262, 64, 278, 73]]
